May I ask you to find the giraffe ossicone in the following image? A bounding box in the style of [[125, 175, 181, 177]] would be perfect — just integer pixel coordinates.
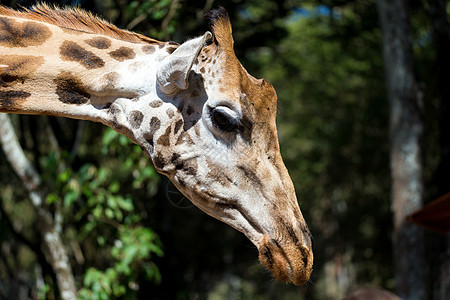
[[0, 4, 313, 285]]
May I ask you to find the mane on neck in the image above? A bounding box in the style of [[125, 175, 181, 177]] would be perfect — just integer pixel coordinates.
[[0, 3, 163, 45]]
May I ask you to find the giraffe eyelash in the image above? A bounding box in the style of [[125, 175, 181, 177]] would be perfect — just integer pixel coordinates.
[[207, 105, 241, 133]]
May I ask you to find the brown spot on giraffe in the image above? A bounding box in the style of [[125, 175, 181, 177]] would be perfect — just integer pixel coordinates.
[[172, 154, 197, 176], [84, 36, 111, 49], [182, 158, 198, 176], [166, 108, 174, 118], [149, 117, 161, 134], [0, 17, 52, 47], [153, 154, 165, 170], [129, 110, 143, 129], [144, 117, 161, 151], [142, 45, 156, 54], [157, 125, 172, 147], [149, 99, 163, 108], [174, 119, 183, 134], [175, 131, 194, 146], [165, 46, 178, 54], [60, 40, 105, 69], [108, 47, 136, 61], [171, 152, 181, 163], [164, 42, 180, 54], [54, 71, 90, 104], [0, 55, 44, 87], [0, 90, 31, 110]]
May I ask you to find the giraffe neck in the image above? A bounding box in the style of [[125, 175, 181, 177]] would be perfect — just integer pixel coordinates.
[[0, 10, 181, 142]]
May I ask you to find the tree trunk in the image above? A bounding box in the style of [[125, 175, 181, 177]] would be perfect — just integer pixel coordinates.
[[0, 114, 77, 300], [376, 1, 426, 300]]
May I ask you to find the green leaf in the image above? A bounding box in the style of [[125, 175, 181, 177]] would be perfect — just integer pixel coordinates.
[[97, 236, 105, 246], [97, 168, 109, 184], [58, 169, 71, 183], [46, 193, 59, 205], [105, 208, 114, 219], [63, 190, 79, 207], [102, 128, 119, 146], [106, 197, 118, 209], [82, 221, 96, 234], [149, 243, 164, 257], [117, 197, 134, 212], [119, 135, 129, 146], [109, 181, 120, 193], [93, 205, 102, 218]]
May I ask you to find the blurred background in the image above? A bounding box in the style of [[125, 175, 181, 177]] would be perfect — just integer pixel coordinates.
[[0, 0, 449, 299]]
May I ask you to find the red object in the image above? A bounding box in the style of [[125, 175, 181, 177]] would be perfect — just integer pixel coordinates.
[[408, 192, 450, 234]]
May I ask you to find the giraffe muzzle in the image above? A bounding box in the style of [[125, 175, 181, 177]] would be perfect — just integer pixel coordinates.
[[258, 230, 313, 286]]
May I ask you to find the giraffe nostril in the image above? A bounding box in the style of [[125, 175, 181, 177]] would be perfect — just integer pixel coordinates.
[[298, 222, 313, 248], [300, 226, 314, 250]]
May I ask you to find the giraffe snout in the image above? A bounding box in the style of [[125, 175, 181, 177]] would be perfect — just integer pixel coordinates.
[[258, 226, 313, 286]]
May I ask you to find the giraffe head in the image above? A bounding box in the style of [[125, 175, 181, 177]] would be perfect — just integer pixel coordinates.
[[150, 8, 313, 285], [0, 4, 312, 285]]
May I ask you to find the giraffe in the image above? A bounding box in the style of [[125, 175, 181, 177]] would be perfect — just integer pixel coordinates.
[[0, 5, 313, 285]]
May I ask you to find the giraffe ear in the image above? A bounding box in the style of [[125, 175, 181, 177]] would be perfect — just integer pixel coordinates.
[[157, 32, 212, 95]]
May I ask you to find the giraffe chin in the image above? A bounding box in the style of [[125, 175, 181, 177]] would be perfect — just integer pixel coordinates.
[[258, 234, 313, 286]]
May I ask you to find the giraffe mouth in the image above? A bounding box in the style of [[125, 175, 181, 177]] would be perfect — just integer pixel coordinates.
[[195, 200, 313, 285], [257, 233, 313, 286]]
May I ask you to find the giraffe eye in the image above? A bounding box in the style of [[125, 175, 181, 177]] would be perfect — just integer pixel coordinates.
[[211, 107, 240, 132], [204, 37, 213, 46]]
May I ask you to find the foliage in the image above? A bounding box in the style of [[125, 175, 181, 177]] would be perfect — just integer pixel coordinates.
[[45, 128, 162, 299], [125, 0, 177, 39], [78, 226, 162, 299]]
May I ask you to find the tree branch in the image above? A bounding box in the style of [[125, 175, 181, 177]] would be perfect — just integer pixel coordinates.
[[0, 113, 77, 300], [162, 0, 180, 40]]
